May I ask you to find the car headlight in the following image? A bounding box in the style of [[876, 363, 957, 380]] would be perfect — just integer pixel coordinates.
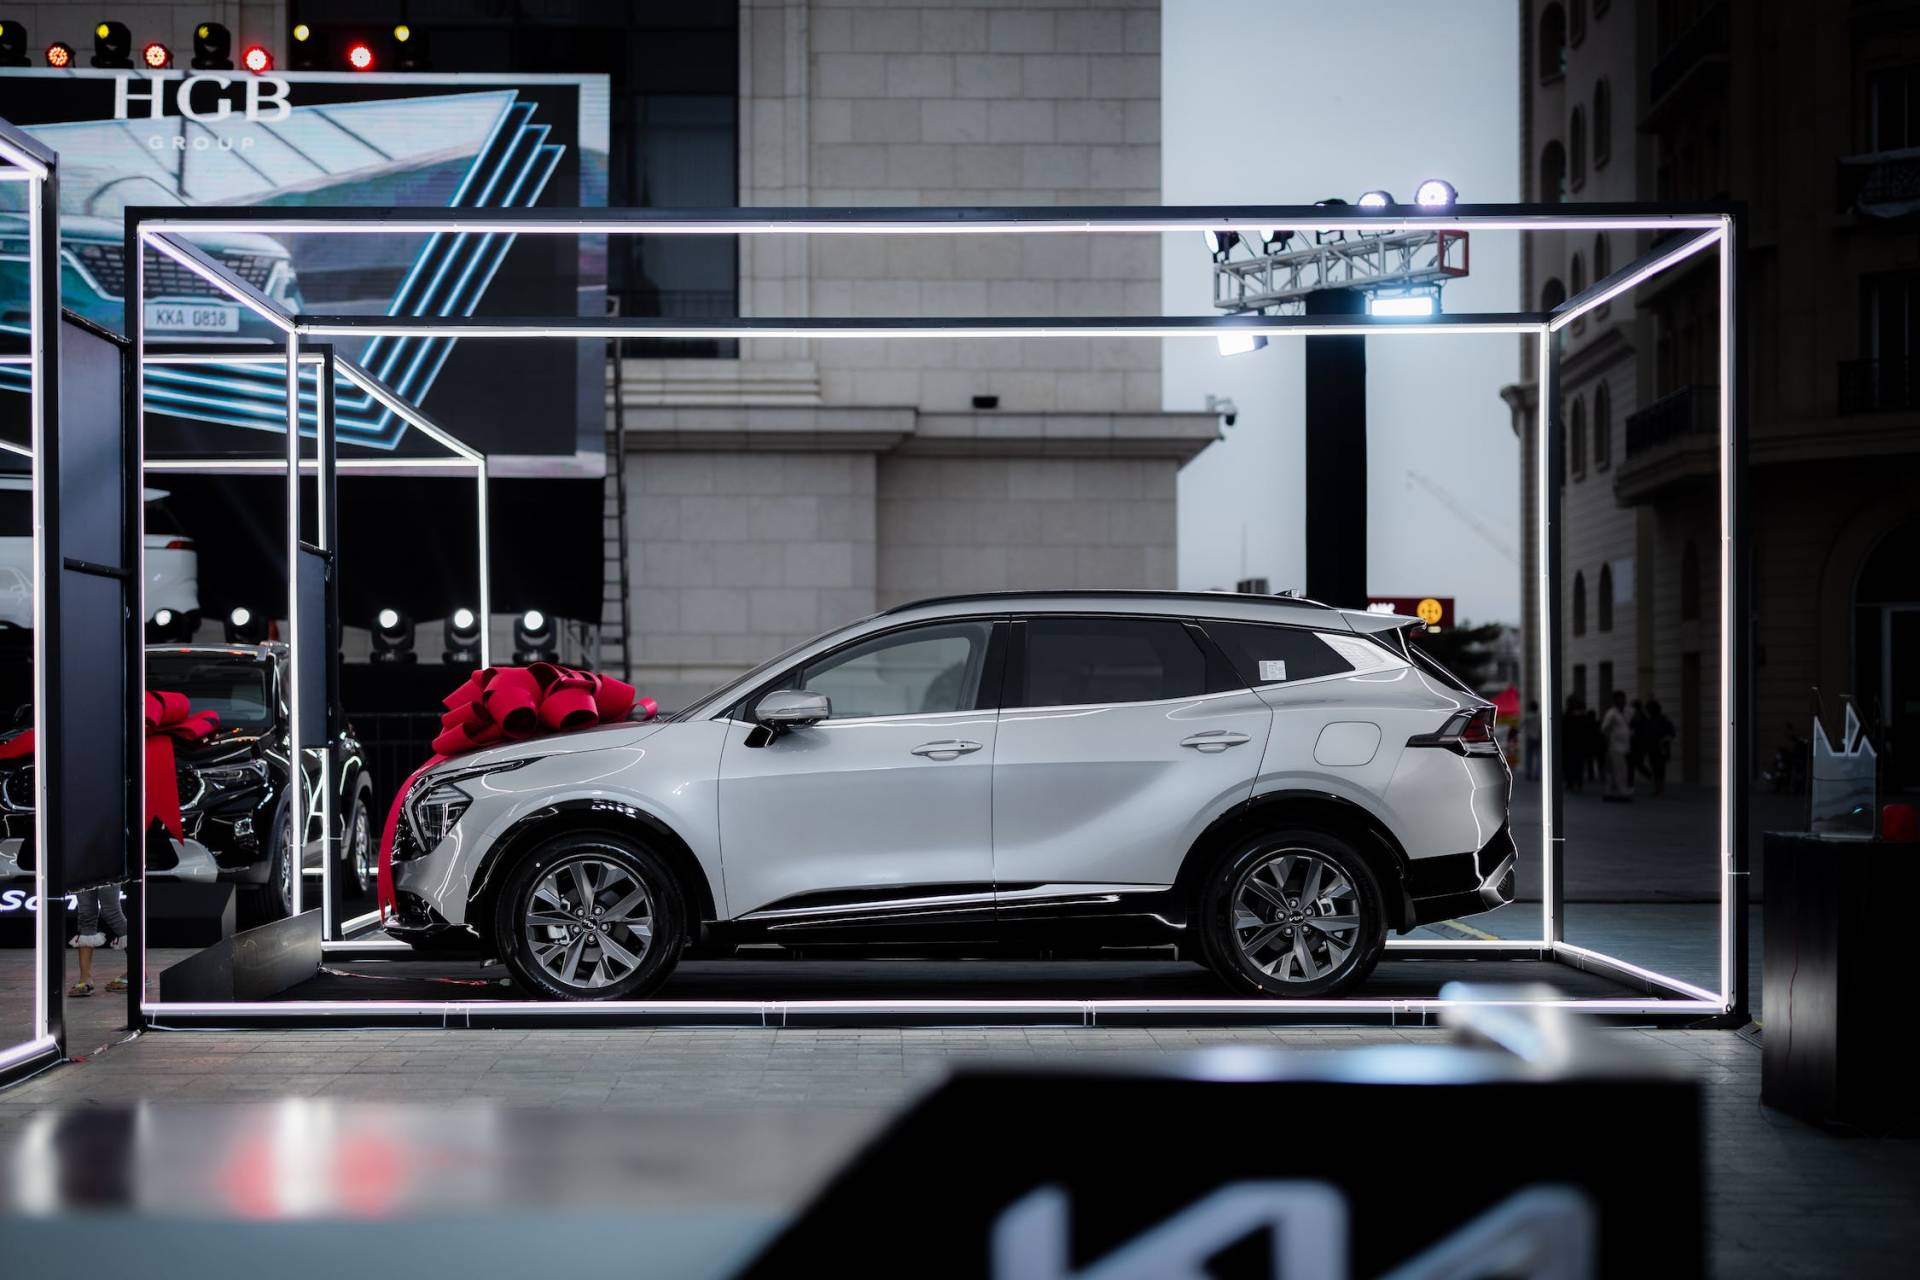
[[184, 759, 269, 811], [405, 758, 530, 851]]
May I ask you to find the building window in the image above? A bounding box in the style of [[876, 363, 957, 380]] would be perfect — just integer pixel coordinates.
[[1570, 396, 1587, 478], [1541, 140, 1568, 202], [1569, 253, 1587, 331], [1593, 233, 1611, 316], [1542, 277, 1567, 311], [1593, 79, 1612, 168], [1570, 0, 1588, 45], [1868, 66, 1920, 153], [1573, 662, 1588, 705], [1570, 108, 1588, 189], [1539, 4, 1567, 83], [1556, 417, 1568, 487], [1598, 563, 1614, 631], [1680, 540, 1701, 621], [1850, 271, 1920, 412], [1594, 380, 1612, 468], [1573, 570, 1588, 636], [1598, 659, 1614, 705]]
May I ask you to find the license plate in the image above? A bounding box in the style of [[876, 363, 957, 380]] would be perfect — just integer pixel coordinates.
[[145, 302, 240, 333]]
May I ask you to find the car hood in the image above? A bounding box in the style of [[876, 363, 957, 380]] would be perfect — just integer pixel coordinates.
[[417, 718, 672, 780]]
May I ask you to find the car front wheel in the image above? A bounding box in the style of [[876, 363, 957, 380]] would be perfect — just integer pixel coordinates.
[[493, 833, 684, 1001], [1198, 830, 1387, 999]]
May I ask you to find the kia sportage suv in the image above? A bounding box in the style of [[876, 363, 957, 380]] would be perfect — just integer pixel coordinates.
[[385, 592, 1514, 1000]]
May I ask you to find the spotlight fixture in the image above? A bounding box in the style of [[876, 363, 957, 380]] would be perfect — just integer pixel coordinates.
[[190, 21, 231, 70], [1369, 294, 1437, 317], [513, 609, 558, 664], [1414, 178, 1458, 208], [1259, 228, 1292, 252], [392, 23, 427, 71], [224, 605, 267, 644], [290, 22, 317, 70], [141, 40, 171, 69], [1357, 190, 1394, 209], [147, 608, 192, 642], [1217, 331, 1268, 357], [1203, 229, 1241, 262], [1312, 197, 1351, 246], [370, 608, 416, 665], [0, 21, 28, 67], [293, 23, 311, 42], [443, 607, 482, 667], [91, 21, 132, 69], [346, 40, 374, 71], [44, 40, 72, 68], [242, 44, 272, 73], [393, 23, 412, 43]]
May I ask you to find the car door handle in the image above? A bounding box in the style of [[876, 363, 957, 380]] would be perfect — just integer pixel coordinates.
[[1180, 730, 1251, 753], [911, 739, 983, 760]]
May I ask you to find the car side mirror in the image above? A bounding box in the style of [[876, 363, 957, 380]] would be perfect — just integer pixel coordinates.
[[755, 689, 830, 729]]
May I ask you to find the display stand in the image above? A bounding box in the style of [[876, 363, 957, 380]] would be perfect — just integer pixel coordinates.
[[115, 201, 1746, 1029]]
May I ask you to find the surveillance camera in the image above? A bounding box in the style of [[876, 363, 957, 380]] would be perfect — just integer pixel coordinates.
[[1205, 394, 1239, 428]]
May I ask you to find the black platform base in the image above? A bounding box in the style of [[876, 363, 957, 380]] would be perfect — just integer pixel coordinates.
[[159, 908, 321, 1004]]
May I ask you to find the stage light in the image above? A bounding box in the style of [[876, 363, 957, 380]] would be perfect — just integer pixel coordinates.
[[371, 608, 416, 665], [224, 606, 267, 644], [1259, 228, 1292, 252], [0, 22, 28, 67], [393, 24, 412, 42], [1203, 230, 1241, 261], [91, 21, 132, 68], [44, 42, 72, 69], [1369, 294, 1437, 317], [1217, 331, 1268, 357], [392, 23, 427, 71], [513, 609, 557, 664], [141, 40, 171, 69], [1415, 178, 1458, 207], [147, 608, 192, 642], [346, 41, 373, 70], [190, 21, 231, 70], [443, 607, 481, 667], [1313, 197, 1348, 245], [293, 23, 310, 42], [1357, 190, 1394, 209], [242, 44, 271, 73]]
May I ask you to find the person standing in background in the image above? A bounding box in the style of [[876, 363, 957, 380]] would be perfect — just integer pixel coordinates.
[[1645, 699, 1675, 797], [1599, 691, 1633, 802], [1627, 699, 1648, 786], [68, 881, 129, 998]]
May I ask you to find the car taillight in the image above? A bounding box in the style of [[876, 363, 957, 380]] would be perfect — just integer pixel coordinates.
[[1409, 707, 1501, 756], [163, 539, 193, 550]]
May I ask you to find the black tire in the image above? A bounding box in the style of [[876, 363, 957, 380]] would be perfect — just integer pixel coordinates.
[[492, 832, 684, 1001], [1197, 828, 1387, 999], [242, 804, 295, 924], [341, 787, 376, 898]]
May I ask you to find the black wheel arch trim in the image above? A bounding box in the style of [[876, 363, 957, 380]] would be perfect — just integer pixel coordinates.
[[1176, 790, 1418, 933], [466, 798, 719, 941]]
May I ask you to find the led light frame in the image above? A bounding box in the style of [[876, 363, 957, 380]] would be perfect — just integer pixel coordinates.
[[0, 120, 59, 1082], [121, 202, 1744, 1027]]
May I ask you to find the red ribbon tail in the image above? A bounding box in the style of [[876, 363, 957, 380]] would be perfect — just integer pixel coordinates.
[[144, 735, 184, 841], [377, 754, 444, 921]]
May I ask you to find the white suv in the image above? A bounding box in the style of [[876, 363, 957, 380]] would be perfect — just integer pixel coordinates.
[[385, 592, 1514, 1000]]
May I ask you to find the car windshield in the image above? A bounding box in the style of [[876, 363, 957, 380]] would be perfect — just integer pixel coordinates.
[[147, 654, 275, 731], [669, 611, 882, 721]]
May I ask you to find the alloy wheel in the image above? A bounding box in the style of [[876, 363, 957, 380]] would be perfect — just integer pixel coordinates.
[[524, 854, 655, 991], [349, 805, 375, 894], [1230, 847, 1364, 984]]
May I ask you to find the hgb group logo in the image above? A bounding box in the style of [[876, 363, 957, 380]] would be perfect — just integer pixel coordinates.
[[112, 72, 292, 147]]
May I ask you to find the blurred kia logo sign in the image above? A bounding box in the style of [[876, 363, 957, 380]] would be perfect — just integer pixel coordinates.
[[991, 1182, 1594, 1280], [113, 73, 291, 135]]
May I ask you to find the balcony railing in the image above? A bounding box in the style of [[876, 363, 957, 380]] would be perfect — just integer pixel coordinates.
[[1838, 357, 1918, 414], [1624, 385, 1718, 458]]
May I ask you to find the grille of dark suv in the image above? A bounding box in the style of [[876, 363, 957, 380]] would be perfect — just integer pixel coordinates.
[[70, 242, 280, 299]]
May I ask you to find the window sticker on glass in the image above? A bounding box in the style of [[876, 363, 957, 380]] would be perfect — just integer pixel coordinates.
[[1258, 659, 1288, 683]]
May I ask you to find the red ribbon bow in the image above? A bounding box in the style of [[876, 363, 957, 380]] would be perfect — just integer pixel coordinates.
[[376, 665, 656, 918], [0, 690, 218, 842]]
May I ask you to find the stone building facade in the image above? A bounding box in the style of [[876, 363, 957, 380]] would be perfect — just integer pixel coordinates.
[[621, 0, 1216, 709]]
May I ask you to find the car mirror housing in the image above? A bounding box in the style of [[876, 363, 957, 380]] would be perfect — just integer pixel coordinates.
[[755, 689, 830, 729]]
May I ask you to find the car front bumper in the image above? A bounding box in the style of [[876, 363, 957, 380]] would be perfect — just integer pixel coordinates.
[[1, 835, 222, 885]]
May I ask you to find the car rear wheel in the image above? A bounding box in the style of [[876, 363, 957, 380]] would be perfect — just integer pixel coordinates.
[[493, 833, 684, 1001], [1198, 830, 1386, 999], [341, 790, 375, 898], [242, 805, 295, 924]]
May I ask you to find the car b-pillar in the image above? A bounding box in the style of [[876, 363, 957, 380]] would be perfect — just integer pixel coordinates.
[[1303, 287, 1368, 608]]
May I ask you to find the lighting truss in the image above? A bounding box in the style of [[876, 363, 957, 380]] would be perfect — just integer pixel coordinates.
[[1212, 227, 1469, 312], [118, 202, 1744, 1029]]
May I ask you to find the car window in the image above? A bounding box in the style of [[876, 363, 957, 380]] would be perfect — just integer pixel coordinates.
[[146, 656, 274, 730], [1200, 621, 1354, 686], [1022, 617, 1207, 707], [798, 621, 993, 719]]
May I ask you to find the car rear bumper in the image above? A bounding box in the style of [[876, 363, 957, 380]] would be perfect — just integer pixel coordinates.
[[1404, 824, 1517, 926]]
